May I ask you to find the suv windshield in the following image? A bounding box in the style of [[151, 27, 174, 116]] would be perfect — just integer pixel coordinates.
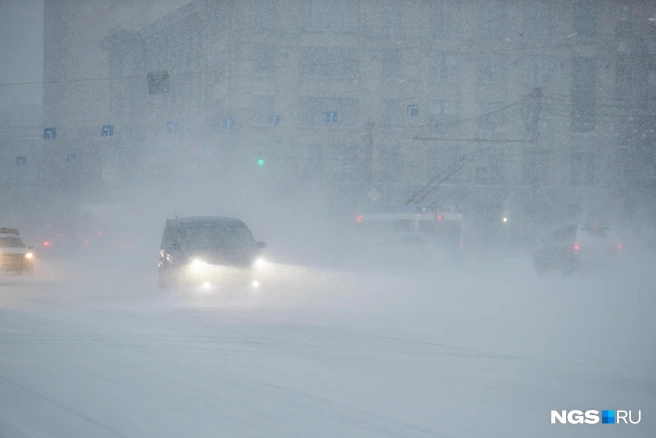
[[181, 223, 254, 249], [0, 237, 25, 248]]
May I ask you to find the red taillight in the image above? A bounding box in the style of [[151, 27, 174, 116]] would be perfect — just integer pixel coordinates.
[[84, 240, 89, 245], [356, 215, 363, 223], [97, 231, 103, 236], [43, 241, 51, 247], [573, 242, 580, 251], [436, 215, 443, 221], [617, 243, 622, 250]]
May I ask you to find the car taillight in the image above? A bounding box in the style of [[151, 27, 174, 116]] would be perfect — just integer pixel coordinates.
[[436, 215, 443, 221], [617, 242, 622, 250], [356, 215, 363, 223], [573, 242, 580, 252], [43, 241, 51, 247]]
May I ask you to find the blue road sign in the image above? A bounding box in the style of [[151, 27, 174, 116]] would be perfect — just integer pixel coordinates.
[[101, 125, 114, 136], [325, 111, 338, 124], [66, 154, 76, 163], [15, 157, 26, 167], [223, 118, 235, 130], [166, 121, 178, 134], [269, 115, 281, 126], [43, 127, 56, 140]]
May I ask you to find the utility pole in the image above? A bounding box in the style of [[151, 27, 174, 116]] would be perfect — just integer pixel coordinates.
[[530, 87, 542, 245], [530, 87, 542, 143], [366, 120, 375, 202]]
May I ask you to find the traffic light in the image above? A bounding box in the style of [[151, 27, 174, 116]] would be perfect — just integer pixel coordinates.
[[257, 158, 265, 166]]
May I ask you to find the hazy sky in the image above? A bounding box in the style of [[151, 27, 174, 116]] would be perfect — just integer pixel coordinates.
[[0, 0, 44, 111]]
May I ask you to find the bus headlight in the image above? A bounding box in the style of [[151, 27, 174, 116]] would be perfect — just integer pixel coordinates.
[[25, 252, 34, 259]]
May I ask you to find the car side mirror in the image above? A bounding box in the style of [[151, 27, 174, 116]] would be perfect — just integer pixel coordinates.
[[257, 241, 266, 249]]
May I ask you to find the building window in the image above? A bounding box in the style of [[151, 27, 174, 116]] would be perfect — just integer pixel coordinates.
[[269, 115, 281, 126], [299, 47, 358, 79], [478, 102, 506, 131], [324, 143, 360, 182], [302, 0, 359, 33], [571, 151, 595, 186], [615, 148, 632, 182], [407, 104, 419, 117], [381, 99, 400, 127], [480, 0, 506, 39], [252, 95, 277, 126], [297, 144, 323, 181], [431, 53, 458, 84], [523, 55, 554, 86], [381, 0, 402, 35], [524, 1, 554, 40], [648, 68, 656, 115], [223, 118, 235, 130], [615, 55, 632, 94], [477, 54, 505, 83], [475, 148, 504, 185], [522, 150, 550, 186], [381, 49, 402, 80], [378, 145, 402, 183], [427, 145, 459, 183], [254, 0, 278, 30], [433, 0, 461, 39], [573, 0, 597, 39], [618, 4, 631, 21], [428, 100, 459, 129], [326, 111, 338, 124], [571, 57, 597, 133], [254, 45, 275, 75], [299, 97, 359, 127]]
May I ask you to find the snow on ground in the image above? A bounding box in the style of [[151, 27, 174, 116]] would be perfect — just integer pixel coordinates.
[[0, 253, 654, 437]]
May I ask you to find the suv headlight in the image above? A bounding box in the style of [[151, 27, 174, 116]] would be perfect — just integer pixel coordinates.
[[254, 257, 266, 269]]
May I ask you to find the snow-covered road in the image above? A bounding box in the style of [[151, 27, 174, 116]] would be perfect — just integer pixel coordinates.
[[1, 256, 654, 437]]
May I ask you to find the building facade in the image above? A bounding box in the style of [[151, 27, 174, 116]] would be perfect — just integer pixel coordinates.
[[42, 0, 656, 245]]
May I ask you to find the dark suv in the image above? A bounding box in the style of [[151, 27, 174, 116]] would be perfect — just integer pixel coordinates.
[[157, 217, 266, 292], [533, 225, 622, 276]]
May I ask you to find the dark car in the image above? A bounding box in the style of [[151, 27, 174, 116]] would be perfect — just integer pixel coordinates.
[[157, 216, 266, 292], [533, 225, 622, 276]]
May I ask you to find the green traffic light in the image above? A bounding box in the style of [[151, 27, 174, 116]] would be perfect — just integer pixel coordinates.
[[257, 158, 264, 166]]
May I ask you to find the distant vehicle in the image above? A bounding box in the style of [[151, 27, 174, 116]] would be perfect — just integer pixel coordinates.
[[0, 228, 35, 274], [157, 216, 266, 293], [533, 225, 623, 276], [355, 204, 463, 266], [38, 204, 137, 257]]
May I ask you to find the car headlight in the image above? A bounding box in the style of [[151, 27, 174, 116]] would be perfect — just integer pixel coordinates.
[[25, 252, 33, 259], [254, 257, 266, 269], [190, 259, 206, 271]]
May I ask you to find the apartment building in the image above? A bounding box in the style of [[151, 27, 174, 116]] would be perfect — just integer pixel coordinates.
[[42, 0, 656, 243]]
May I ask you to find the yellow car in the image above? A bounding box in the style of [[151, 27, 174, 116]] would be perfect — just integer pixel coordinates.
[[0, 228, 35, 274]]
